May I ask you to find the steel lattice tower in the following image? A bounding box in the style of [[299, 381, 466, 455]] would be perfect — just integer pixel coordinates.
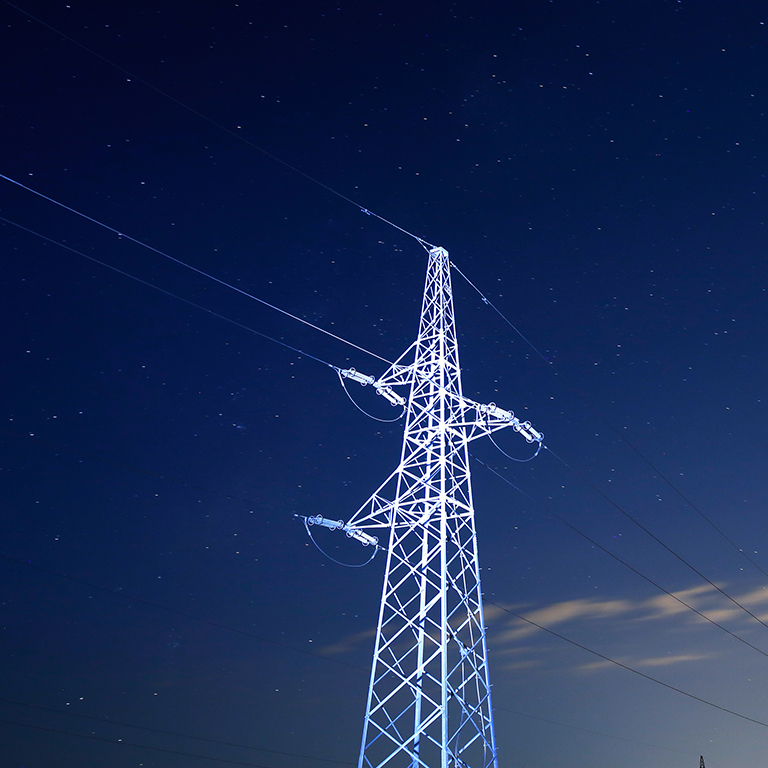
[[302, 246, 542, 768]]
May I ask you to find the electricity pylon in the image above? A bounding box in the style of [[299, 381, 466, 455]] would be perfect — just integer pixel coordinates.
[[301, 246, 542, 768]]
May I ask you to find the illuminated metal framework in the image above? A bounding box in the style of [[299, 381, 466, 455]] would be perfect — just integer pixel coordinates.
[[304, 246, 542, 768]]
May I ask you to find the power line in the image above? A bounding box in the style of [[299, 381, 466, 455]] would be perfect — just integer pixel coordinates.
[[486, 599, 768, 731], [610, 426, 768, 580], [453, 266, 768, 581], [10, 680, 699, 768], [2, 210, 467, 413], [1, 0, 435, 251], [545, 444, 768, 633], [0, 716, 337, 767], [0, 215, 337, 369], [494, 706, 696, 758], [0, 696, 354, 766], [473, 455, 768, 660], [0, 551, 366, 672], [0, 179, 392, 366], [450, 260, 552, 365]]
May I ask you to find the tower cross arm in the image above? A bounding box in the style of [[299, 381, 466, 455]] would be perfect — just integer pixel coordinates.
[[338, 366, 409, 407], [323, 460, 403, 533], [295, 472, 396, 550], [338, 366, 544, 447], [460, 396, 544, 444]]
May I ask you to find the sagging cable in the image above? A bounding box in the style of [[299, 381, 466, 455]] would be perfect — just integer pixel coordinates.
[[335, 367, 406, 423], [487, 430, 543, 462]]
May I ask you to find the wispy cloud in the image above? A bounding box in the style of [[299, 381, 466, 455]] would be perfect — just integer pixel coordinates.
[[485, 580, 768, 674], [491, 581, 768, 636], [575, 653, 712, 673], [319, 627, 376, 656], [493, 598, 634, 643]]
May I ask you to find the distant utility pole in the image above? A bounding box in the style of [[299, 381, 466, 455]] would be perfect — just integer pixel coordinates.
[[301, 246, 543, 767]]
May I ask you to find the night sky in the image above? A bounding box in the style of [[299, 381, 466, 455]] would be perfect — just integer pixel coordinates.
[[2, 1, 768, 766]]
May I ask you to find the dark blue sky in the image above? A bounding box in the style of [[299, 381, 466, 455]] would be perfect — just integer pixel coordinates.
[[2, 1, 768, 766]]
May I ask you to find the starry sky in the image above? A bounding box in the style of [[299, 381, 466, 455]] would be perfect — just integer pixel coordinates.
[[2, 1, 768, 766]]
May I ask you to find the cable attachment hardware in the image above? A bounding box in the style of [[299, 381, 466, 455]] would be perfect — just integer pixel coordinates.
[[339, 367, 406, 407], [340, 367, 375, 386], [513, 420, 544, 443], [303, 514, 380, 547], [477, 402, 544, 443]]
